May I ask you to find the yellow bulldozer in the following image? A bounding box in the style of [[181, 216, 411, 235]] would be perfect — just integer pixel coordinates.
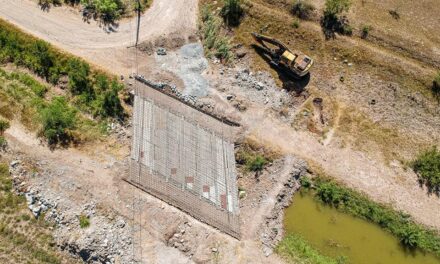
[[252, 33, 314, 78]]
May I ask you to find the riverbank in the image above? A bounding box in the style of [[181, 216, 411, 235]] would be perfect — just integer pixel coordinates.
[[303, 177, 440, 257], [281, 191, 440, 264], [275, 176, 440, 263]]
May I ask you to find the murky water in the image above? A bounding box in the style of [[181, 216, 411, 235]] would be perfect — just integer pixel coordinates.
[[284, 192, 440, 264]]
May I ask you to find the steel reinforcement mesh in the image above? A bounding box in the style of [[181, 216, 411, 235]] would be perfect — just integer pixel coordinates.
[[129, 86, 240, 238]]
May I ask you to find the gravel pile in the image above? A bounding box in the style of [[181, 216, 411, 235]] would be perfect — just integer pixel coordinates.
[[156, 43, 209, 98]]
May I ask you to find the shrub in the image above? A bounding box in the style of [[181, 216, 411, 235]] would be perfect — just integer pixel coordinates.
[[412, 147, 440, 192], [78, 214, 90, 228], [389, 9, 400, 20], [220, 0, 244, 27], [341, 24, 353, 35], [67, 58, 91, 96], [316, 181, 348, 206], [399, 225, 422, 248], [300, 176, 312, 188], [235, 137, 280, 173], [291, 0, 315, 20], [91, 76, 124, 118], [291, 20, 300, 28], [214, 37, 233, 62], [24, 41, 56, 80], [325, 0, 351, 16], [0, 119, 10, 135], [361, 25, 371, 39], [39, 97, 77, 145], [246, 155, 268, 172], [0, 136, 7, 150], [200, 4, 234, 62], [321, 0, 352, 39]]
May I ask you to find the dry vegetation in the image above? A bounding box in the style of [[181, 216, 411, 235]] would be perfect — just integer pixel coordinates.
[[336, 107, 429, 162], [235, 136, 282, 173], [201, 0, 440, 164], [0, 162, 79, 264]]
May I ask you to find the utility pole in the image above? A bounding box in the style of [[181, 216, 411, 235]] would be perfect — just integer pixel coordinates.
[[135, 0, 141, 46]]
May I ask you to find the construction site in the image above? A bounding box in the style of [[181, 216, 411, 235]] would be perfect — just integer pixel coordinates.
[[128, 79, 240, 239], [0, 0, 440, 263]]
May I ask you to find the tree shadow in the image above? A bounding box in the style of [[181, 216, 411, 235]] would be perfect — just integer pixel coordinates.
[[251, 44, 311, 95], [320, 14, 352, 40], [38, 1, 62, 12], [417, 177, 440, 197], [81, 9, 120, 33], [400, 242, 418, 257]]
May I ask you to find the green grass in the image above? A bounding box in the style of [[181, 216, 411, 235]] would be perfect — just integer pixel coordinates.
[[276, 233, 345, 264], [200, 4, 234, 62], [412, 147, 440, 193], [0, 67, 107, 145], [302, 177, 440, 255], [0, 136, 6, 150], [78, 214, 90, 228], [245, 155, 268, 172], [235, 138, 279, 172], [0, 18, 125, 121]]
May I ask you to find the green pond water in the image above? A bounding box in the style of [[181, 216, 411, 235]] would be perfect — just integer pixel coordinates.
[[284, 192, 440, 264]]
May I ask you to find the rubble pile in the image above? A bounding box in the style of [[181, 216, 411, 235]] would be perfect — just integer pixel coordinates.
[[9, 159, 134, 264]]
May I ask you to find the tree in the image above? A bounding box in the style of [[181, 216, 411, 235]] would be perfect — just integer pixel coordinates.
[[321, 0, 352, 39], [40, 97, 77, 145], [98, 81, 124, 118], [221, 0, 244, 27]]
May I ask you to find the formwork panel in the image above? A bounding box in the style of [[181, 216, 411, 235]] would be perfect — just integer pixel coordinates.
[[129, 87, 240, 238]]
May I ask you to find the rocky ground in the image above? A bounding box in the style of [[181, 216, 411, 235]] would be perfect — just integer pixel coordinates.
[[8, 155, 134, 264], [4, 116, 308, 264]]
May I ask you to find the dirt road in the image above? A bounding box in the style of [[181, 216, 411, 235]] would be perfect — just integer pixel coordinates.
[[0, 0, 198, 74], [0, 0, 197, 48]]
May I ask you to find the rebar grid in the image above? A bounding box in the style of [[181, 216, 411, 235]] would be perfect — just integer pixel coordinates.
[[129, 87, 240, 238]]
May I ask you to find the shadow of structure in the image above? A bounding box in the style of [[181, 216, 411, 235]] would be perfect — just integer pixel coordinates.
[[252, 44, 311, 95]]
